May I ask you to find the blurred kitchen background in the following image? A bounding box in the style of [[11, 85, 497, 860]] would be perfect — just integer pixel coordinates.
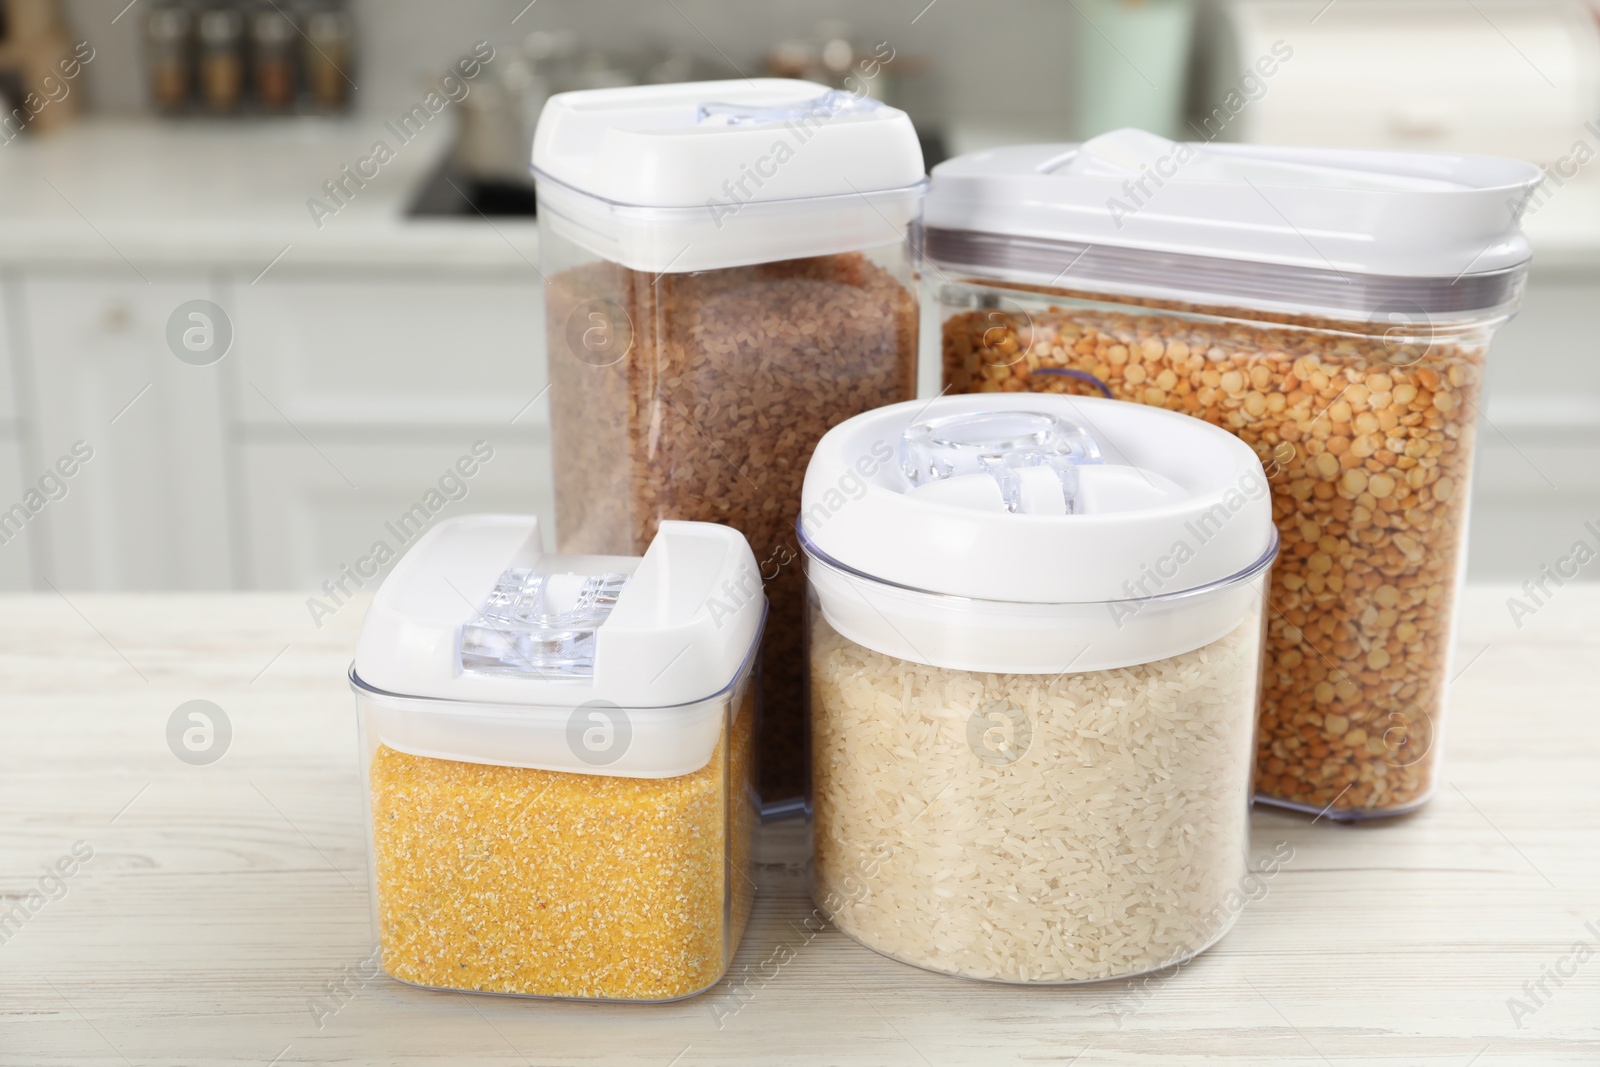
[[0, 0, 1597, 593]]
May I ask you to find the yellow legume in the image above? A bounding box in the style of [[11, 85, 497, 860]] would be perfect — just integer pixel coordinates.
[[941, 280, 1487, 814]]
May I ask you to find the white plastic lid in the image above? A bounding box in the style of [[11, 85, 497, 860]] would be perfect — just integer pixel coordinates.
[[800, 395, 1276, 673], [925, 129, 1543, 317], [352, 516, 763, 778], [532, 79, 925, 273], [354, 514, 762, 708]]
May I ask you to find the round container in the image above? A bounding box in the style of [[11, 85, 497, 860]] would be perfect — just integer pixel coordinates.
[[802, 393, 1277, 984], [926, 130, 1543, 818], [351, 515, 763, 1002], [533, 79, 925, 804]]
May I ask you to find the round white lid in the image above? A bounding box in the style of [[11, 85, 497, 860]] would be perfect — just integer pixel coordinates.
[[531, 79, 925, 273], [802, 394, 1274, 603], [800, 395, 1277, 673], [925, 129, 1543, 315]]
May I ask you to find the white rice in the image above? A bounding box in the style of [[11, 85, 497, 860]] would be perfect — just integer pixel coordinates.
[[810, 614, 1260, 983]]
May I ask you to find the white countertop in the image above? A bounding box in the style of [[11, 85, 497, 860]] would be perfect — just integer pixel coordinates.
[[0, 118, 539, 272], [8, 120, 1600, 278], [0, 586, 1596, 1065]]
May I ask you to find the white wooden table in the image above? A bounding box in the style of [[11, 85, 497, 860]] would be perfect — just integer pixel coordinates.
[[2, 588, 1597, 1066]]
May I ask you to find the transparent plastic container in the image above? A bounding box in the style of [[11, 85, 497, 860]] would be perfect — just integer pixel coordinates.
[[801, 395, 1276, 983], [927, 132, 1542, 819], [350, 516, 762, 1002], [533, 80, 925, 803]]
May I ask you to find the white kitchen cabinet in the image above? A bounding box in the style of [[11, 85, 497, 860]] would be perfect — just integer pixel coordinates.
[[11, 266, 555, 594], [18, 271, 234, 591], [233, 433, 552, 594], [5, 245, 1584, 594], [0, 275, 18, 425], [221, 268, 553, 591], [1468, 262, 1600, 581], [0, 441, 34, 588], [1469, 434, 1600, 582], [225, 270, 547, 429], [0, 279, 28, 590], [1483, 265, 1600, 429]]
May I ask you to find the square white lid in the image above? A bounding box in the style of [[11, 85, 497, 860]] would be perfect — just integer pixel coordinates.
[[532, 78, 924, 207], [531, 79, 927, 273], [353, 515, 763, 710]]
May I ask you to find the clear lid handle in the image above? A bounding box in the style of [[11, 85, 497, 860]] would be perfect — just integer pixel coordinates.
[[696, 89, 881, 126], [899, 410, 1102, 515], [460, 569, 629, 678]]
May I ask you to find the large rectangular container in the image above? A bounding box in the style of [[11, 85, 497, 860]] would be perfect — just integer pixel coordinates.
[[926, 131, 1542, 818], [533, 79, 924, 802]]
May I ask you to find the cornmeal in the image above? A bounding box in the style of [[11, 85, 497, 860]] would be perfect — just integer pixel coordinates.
[[368, 695, 753, 1001]]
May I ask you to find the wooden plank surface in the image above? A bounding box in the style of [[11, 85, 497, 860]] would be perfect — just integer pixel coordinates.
[[1, 587, 1597, 1066]]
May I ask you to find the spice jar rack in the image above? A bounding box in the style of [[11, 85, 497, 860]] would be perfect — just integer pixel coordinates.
[[143, 0, 353, 116]]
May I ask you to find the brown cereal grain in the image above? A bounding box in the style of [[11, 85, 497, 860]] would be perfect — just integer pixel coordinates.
[[943, 284, 1481, 815], [548, 253, 917, 800]]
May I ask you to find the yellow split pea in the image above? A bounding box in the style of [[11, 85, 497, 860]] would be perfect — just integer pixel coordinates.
[[368, 694, 754, 1001], [943, 284, 1484, 814]]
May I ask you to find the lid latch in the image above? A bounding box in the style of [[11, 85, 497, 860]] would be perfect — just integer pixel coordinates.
[[460, 569, 629, 678], [900, 410, 1103, 515]]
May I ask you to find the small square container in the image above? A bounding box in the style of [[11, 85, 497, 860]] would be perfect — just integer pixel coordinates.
[[350, 515, 763, 1002]]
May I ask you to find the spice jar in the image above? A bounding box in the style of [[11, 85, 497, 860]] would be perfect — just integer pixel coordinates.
[[302, 7, 352, 111], [250, 10, 298, 113], [533, 80, 925, 805], [802, 393, 1277, 983], [926, 129, 1541, 819], [197, 7, 245, 113], [351, 515, 762, 1001], [145, 5, 194, 114]]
